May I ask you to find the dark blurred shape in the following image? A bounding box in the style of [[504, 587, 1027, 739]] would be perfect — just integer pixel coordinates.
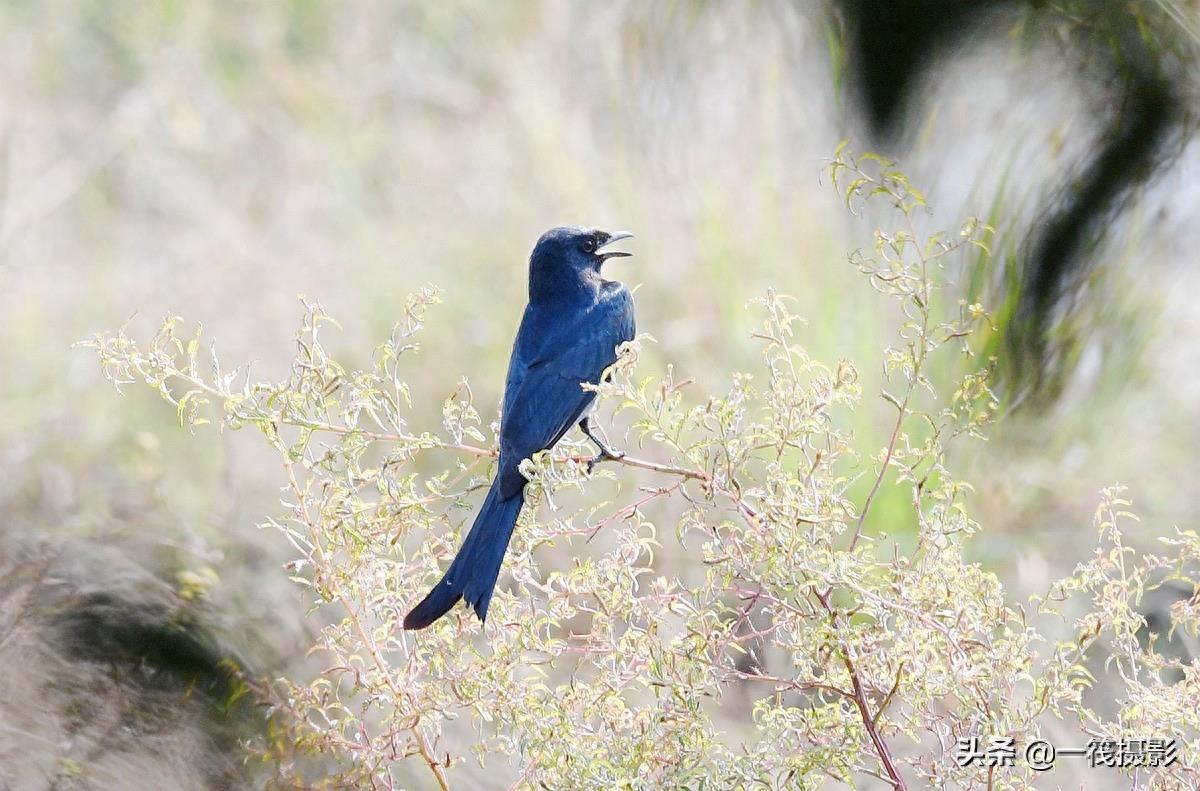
[[1012, 9, 1185, 394], [831, 0, 1008, 140], [0, 538, 259, 790], [829, 0, 1193, 398], [51, 590, 242, 702]]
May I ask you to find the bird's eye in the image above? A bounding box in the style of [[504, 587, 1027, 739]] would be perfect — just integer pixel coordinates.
[[582, 238, 597, 253]]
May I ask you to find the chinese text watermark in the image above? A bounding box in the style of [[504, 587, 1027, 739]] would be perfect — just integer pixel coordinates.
[[956, 736, 1178, 772]]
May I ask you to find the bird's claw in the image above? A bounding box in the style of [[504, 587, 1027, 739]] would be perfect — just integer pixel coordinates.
[[586, 449, 624, 474]]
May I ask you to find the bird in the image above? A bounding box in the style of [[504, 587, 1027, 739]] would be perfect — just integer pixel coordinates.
[[403, 226, 637, 630]]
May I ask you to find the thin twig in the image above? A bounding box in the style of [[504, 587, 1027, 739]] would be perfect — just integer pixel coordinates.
[[585, 482, 682, 542], [284, 456, 451, 791]]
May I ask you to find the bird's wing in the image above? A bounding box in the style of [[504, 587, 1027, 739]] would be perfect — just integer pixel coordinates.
[[496, 291, 634, 497]]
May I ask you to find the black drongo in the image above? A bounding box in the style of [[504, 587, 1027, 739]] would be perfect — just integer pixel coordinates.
[[403, 226, 636, 630]]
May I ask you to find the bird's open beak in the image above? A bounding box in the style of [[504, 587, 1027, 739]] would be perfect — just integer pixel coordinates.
[[598, 231, 634, 261]]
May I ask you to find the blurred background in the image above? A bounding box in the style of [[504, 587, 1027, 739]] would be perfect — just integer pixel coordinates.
[[0, 1, 1196, 788]]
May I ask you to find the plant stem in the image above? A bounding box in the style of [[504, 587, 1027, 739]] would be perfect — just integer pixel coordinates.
[[283, 456, 451, 791], [815, 589, 908, 791]]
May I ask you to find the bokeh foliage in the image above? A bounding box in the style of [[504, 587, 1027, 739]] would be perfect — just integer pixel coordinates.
[[86, 154, 1199, 789]]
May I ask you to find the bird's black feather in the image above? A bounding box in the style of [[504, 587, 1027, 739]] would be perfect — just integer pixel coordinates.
[[404, 227, 636, 630]]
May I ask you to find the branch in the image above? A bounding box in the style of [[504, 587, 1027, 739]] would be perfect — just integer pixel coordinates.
[[307, 420, 766, 526], [283, 456, 451, 791], [847, 210, 933, 554], [847, 388, 909, 552], [815, 589, 908, 791], [309, 421, 709, 482]]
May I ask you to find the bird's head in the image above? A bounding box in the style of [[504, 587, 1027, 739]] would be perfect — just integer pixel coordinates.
[[532, 226, 634, 272], [527, 226, 634, 301]]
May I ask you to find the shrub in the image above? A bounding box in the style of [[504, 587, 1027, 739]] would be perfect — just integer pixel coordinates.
[[84, 150, 1198, 789]]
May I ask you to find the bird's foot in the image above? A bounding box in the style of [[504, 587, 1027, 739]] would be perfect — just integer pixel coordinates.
[[579, 417, 625, 473], [586, 448, 625, 474]]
